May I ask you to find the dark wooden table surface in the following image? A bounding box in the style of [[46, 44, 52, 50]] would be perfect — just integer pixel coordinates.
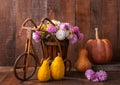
[[0, 66, 120, 85]]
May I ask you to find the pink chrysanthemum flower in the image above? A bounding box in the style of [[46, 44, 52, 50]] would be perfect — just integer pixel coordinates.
[[70, 34, 78, 44], [73, 26, 79, 33], [32, 31, 41, 42], [46, 24, 57, 33], [59, 23, 72, 30], [77, 32, 84, 40], [73, 26, 84, 40], [91, 74, 99, 82], [96, 70, 107, 82], [85, 69, 95, 80]]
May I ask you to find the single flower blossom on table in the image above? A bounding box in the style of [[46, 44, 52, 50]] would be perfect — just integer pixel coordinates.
[[96, 70, 107, 82], [85, 69, 95, 80], [91, 74, 99, 82]]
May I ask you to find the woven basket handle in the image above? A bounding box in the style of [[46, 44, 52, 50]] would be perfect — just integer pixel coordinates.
[[38, 18, 55, 31]]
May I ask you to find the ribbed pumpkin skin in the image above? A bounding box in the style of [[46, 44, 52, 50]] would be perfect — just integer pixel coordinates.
[[86, 39, 112, 64]]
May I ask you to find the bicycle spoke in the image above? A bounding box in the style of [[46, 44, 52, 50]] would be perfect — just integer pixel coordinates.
[[23, 66, 26, 80]]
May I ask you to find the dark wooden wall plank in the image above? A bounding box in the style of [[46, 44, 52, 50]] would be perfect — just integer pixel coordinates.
[[90, 0, 102, 38], [15, 0, 32, 59], [31, 0, 47, 59], [76, 0, 90, 42], [47, 0, 75, 24], [75, 0, 90, 65], [31, 0, 47, 24], [117, 0, 120, 61], [0, 0, 16, 65], [101, 0, 118, 61], [47, 0, 62, 20]]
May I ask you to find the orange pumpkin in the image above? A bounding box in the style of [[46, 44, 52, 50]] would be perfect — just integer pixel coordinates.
[[86, 28, 112, 64]]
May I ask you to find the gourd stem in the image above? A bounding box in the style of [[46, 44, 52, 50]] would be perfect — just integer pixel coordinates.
[[58, 52, 60, 57], [95, 28, 99, 39], [47, 57, 51, 61]]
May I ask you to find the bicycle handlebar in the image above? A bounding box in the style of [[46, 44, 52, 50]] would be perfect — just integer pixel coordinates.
[[22, 18, 38, 30], [38, 18, 55, 31]]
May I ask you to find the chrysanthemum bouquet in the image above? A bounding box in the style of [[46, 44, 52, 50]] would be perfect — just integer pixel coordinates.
[[32, 20, 84, 44]]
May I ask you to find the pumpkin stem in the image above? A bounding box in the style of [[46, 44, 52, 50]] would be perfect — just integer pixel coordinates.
[[95, 28, 99, 39]]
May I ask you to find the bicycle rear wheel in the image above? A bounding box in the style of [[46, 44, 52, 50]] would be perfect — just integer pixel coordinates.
[[64, 59, 72, 75], [14, 52, 37, 81]]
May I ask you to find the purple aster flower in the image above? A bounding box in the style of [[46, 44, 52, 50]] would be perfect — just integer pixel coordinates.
[[77, 32, 84, 40], [96, 70, 107, 82], [46, 24, 57, 33], [73, 26, 79, 33], [85, 69, 95, 80], [91, 74, 99, 82], [70, 34, 78, 44], [59, 23, 72, 30], [32, 31, 41, 42], [73, 26, 84, 41]]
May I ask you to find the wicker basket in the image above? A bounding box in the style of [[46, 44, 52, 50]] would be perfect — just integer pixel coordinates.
[[42, 39, 69, 60]]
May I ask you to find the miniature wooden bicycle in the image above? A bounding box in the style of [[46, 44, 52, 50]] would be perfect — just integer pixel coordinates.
[[13, 18, 71, 81]]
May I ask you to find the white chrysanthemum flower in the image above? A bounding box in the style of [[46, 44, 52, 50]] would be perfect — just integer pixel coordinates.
[[51, 20, 61, 25], [56, 30, 66, 40]]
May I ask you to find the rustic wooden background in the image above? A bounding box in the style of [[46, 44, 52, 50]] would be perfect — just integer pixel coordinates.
[[0, 0, 120, 66]]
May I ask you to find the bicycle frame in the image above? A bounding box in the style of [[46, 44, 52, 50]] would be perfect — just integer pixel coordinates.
[[22, 18, 42, 69]]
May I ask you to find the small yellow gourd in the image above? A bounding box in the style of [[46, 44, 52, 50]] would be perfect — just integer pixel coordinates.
[[50, 53, 65, 80], [37, 59, 51, 82], [76, 48, 92, 72]]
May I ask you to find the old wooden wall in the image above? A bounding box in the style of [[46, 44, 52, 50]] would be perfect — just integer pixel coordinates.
[[0, 0, 120, 66]]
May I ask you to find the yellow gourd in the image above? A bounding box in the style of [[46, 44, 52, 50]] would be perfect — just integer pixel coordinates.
[[50, 53, 65, 80], [76, 48, 92, 72], [37, 59, 51, 82]]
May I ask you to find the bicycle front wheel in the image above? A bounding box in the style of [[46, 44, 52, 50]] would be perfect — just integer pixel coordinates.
[[14, 52, 37, 81]]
